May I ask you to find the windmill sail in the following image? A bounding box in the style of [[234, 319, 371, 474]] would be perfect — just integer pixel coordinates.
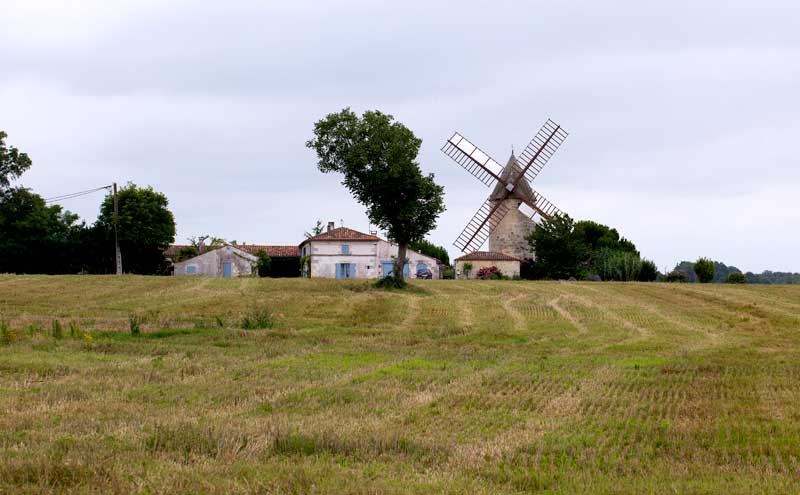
[[441, 132, 505, 187], [518, 190, 563, 221], [454, 197, 511, 252], [514, 119, 569, 185]]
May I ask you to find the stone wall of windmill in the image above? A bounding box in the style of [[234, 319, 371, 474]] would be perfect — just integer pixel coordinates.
[[488, 198, 536, 260]]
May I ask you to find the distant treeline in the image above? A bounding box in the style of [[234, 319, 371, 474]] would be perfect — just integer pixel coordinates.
[[673, 261, 799, 284]]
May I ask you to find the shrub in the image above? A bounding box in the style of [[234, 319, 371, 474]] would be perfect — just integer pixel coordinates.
[[694, 257, 715, 283], [255, 250, 271, 277], [129, 314, 142, 336], [240, 306, 274, 329], [594, 248, 642, 281], [51, 320, 64, 339], [442, 267, 455, 279], [476, 266, 503, 280], [462, 262, 473, 279], [374, 276, 406, 290], [663, 271, 688, 283], [1, 321, 15, 345], [638, 259, 659, 282], [726, 272, 747, 284], [68, 321, 81, 338]]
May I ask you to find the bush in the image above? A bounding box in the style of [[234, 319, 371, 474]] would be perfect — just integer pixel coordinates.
[[51, 320, 64, 339], [240, 306, 274, 329], [442, 267, 455, 279], [694, 257, 715, 283], [638, 259, 658, 282], [462, 262, 473, 279], [726, 272, 747, 284], [68, 321, 81, 338], [476, 266, 503, 280], [255, 250, 271, 277], [129, 314, 141, 336], [594, 248, 641, 281], [374, 276, 406, 290], [663, 271, 688, 283]]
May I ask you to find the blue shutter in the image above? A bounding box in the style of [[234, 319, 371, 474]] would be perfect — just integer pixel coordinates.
[[335, 263, 341, 279], [350, 263, 356, 278], [403, 264, 409, 278], [342, 245, 349, 255]]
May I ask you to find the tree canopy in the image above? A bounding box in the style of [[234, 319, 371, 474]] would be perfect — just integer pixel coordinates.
[[408, 239, 449, 266], [306, 108, 445, 280], [0, 131, 32, 190], [693, 257, 715, 283]]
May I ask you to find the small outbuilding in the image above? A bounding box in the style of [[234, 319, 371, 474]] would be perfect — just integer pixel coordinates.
[[173, 245, 258, 278], [455, 251, 521, 279]]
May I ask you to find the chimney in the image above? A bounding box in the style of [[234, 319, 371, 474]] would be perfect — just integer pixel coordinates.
[[327, 221, 335, 232]]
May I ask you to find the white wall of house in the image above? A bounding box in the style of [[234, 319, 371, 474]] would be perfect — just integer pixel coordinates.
[[174, 245, 258, 278], [303, 239, 439, 279]]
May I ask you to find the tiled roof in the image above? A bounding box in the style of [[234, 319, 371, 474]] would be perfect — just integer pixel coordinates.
[[238, 245, 299, 257], [455, 251, 521, 262], [300, 227, 380, 244]]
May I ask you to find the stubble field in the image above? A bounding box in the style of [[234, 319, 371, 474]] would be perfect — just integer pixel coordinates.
[[1, 275, 799, 494]]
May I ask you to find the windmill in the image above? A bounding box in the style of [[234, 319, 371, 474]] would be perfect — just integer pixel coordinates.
[[441, 119, 569, 260]]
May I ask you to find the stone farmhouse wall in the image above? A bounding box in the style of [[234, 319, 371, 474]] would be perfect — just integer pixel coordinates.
[[455, 259, 520, 279], [174, 246, 257, 278], [307, 240, 439, 279]]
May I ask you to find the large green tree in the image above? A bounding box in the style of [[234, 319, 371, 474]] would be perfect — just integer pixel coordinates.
[[0, 131, 32, 190], [306, 108, 445, 280], [527, 214, 589, 279], [96, 183, 176, 274]]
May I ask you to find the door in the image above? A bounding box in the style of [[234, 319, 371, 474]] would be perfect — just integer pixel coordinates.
[[222, 262, 232, 278], [382, 262, 393, 277], [336, 263, 355, 279]]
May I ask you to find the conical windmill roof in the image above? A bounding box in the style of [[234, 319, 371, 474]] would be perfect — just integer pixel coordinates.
[[489, 152, 535, 202]]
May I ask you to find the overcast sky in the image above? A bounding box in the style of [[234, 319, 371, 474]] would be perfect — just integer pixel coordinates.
[[2, 0, 798, 272]]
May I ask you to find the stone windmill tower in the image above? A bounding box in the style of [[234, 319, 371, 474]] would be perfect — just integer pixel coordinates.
[[487, 153, 537, 260], [441, 119, 570, 260]]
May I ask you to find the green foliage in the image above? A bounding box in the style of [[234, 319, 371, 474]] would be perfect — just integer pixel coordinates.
[[255, 250, 272, 277], [408, 239, 449, 266], [694, 257, 715, 283], [129, 314, 141, 336], [638, 259, 659, 282], [0, 321, 15, 345], [726, 272, 747, 284], [299, 255, 311, 277], [527, 214, 589, 280], [51, 320, 63, 339], [476, 266, 503, 280], [176, 245, 199, 262], [68, 321, 81, 338], [373, 276, 407, 290], [306, 108, 445, 280], [594, 248, 642, 281], [240, 306, 274, 329], [96, 183, 176, 274], [574, 220, 639, 256], [663, 271, 688, 283], [442, 267, 455, 279], [0, 131, 32, 190], [462, 262, 473, 279], [304, 220, 324, 238]]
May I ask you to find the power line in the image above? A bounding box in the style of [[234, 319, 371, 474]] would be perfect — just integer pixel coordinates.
[[44, 185, 112, 204]]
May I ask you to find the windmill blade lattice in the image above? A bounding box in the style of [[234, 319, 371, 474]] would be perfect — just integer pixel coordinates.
[[518, 190, 564, 222], [441, 132, 505, 188], [514, 119, 569, 185], [454, 197, 511, 253]]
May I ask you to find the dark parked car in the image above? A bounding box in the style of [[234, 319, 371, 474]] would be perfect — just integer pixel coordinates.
[[416, 268, 432, 279]]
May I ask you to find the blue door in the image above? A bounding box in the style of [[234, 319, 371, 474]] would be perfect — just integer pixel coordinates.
[[222, 262, 232, 278], [336, 263, 356, 279], [382, 262, 393, 277]]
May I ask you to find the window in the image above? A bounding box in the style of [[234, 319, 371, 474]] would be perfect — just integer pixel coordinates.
[[186, 265, 197, 274], [341, 244, 349, 255]]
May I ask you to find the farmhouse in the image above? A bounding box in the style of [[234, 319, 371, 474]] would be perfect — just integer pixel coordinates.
[[173, 245, 257, 278], [455, 251, 521, 279], [300, 222, 439, 279]]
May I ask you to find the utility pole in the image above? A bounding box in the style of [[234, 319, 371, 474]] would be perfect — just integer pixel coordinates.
[[113, 182, 122, 275]]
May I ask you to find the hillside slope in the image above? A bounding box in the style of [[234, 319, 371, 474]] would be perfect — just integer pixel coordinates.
[[1, 276, 799, 494]]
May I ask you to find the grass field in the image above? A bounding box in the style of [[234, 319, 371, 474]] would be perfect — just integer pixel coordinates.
[[1, 275, 799, 494]]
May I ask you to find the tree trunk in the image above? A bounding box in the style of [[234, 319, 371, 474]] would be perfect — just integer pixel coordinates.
[[394, 243, 407, 280]]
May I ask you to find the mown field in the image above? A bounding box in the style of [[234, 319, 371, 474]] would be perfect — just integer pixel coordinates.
[[1, 275, 799, 494]]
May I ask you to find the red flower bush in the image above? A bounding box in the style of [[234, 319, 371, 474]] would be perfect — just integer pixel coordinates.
[[476, 266, 503, 280]]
